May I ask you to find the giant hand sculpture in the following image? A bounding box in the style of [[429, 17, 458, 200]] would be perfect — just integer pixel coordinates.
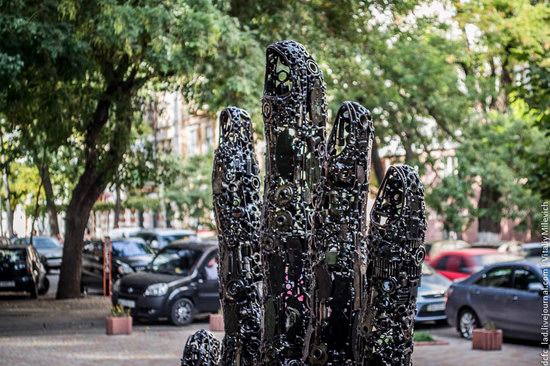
[[182, 40, 426, 366]]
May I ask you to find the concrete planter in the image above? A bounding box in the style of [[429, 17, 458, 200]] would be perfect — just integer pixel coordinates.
[[472, 329, 502, 350], [209, 314, 224, 332], [105, 316, 132, 335]]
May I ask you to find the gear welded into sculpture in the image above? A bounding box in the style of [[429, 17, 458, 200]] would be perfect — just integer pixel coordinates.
[[358, 165, 427, 366], [259, 40, 328, 365], [211, 107, 263, 365], [307, 102, 374, 366], [181, 40, 427, 366]]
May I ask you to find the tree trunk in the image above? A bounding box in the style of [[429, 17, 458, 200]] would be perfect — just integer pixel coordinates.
[[371, 138, 385, 186], [114, 183, 121, 228], [57, 59, 136, 299], [138, 210, 144, 228], [477, 182, 501, 242], [39, 163, 60, 236]]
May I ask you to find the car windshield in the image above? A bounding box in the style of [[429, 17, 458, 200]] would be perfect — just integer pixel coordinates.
[[112, 241, 154, 257], [422, 263, 435, 276], [149, 248, 202, 275], [0, 249, 26, 264], [32, 237, 61, 249], [523, 245, 542, 257]]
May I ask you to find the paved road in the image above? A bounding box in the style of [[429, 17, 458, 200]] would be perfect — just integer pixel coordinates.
[[0, 273, 544, 366]]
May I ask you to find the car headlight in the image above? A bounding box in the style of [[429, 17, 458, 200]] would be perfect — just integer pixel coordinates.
[[113, 279, 121, 293], [144, 283, 168, 297], [117, 262, 134, 275]]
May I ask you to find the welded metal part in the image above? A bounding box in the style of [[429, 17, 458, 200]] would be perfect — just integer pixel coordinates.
[[358, 165, 427, 366], [212, 107, 263, 365], [181, 329, 221, 366], [259, 40, 328, 365], [307, 102, 374, 366]]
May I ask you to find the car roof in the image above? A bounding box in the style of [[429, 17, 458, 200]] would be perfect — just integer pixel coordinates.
[[522, 242, 542, 248], [484, 259, 549, 270], [436, 248, 499, 256], [165, 240, 218, 251], [137, 228, 195, 235], [0, 245, 29, 250]]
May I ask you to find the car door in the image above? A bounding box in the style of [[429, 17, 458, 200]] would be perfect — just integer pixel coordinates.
[[505, 267, 544, 337], [196, 251, 220, 312], [82, 242, 103, 288], [469, 266, 514, 330]]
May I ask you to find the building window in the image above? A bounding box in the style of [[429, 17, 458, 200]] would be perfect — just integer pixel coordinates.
[[187, 125, 198, 156]]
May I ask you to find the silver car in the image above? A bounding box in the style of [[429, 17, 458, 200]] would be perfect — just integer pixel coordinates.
[[445, 261, 547, 340], [416, 263, 452, 323]]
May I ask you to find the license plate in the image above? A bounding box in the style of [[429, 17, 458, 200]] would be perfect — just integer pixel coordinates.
[[118, 298, 135, 308], [427, 303, 446, 312], [0, 281, 15, 287]]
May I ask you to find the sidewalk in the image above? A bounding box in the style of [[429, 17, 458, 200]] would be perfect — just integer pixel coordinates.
[[0, 291, 543, 365], [0, 293, 111, 335]]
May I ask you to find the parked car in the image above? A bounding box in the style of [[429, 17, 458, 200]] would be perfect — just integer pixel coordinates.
[[13, 236, 63, 272], [0, 244, 49, 298], [416, 263, 452, 323], [112, 240, 219, 326], [109, 227, 142, 239], [131, 229, 196, 250], [521, 242, 543, 262], [82, 238, 155, 291], [430, 248, 520, 281], [424, 239, 470, 262], [446, 261, 547, 341]]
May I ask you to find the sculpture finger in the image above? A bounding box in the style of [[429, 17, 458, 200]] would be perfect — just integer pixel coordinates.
[[307, 101, 374, 365], [181, 329, 221, 366], [212, 107, 263, 365], [259, 40, 328, 365], [358, 165, 427, 366]]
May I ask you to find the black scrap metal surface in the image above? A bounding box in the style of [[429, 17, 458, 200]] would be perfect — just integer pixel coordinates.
[[212, 107, 263, 365], [181, 40, 427, 366]]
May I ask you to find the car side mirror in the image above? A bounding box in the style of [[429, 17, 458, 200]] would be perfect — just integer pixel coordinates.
[[528, 282, 544, 295]]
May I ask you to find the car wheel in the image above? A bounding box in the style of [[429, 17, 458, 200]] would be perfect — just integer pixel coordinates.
[[458, 308, 479, 339], [38, 277, 50, 295], [170, 298, 194, 326]]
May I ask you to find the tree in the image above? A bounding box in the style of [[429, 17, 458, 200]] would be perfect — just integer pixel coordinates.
[[440, 0, 550, 238], [166, 150, 214, 230], [1, 0, 258, 299]]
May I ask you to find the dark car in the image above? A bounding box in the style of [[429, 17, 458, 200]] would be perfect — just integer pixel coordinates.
[[415, 263, 452, 323], [0, 245, 49, 298], [14, 236, 63, 272], [112, 240, 220, 326], [82, 238, 155, 291], [445, 261, 547, 341], [131, 229, 196, 250]]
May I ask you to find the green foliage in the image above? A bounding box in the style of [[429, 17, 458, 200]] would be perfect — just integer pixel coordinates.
[[166, 151, 214, 229], [110, 304, 131, 317], [428, 109, 548, 233], [413, 331, 434, 342]]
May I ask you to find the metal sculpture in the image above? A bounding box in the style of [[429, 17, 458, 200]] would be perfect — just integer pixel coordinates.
[[181, 40, 427, 366], [357, 165, 426, 366], [259, 40, 328, 365], [307, 102, 374, 365], [212, 107, 263, 365]]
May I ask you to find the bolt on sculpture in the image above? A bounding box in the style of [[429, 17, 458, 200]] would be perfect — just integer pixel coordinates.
[[181, 40, 426, 366]]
